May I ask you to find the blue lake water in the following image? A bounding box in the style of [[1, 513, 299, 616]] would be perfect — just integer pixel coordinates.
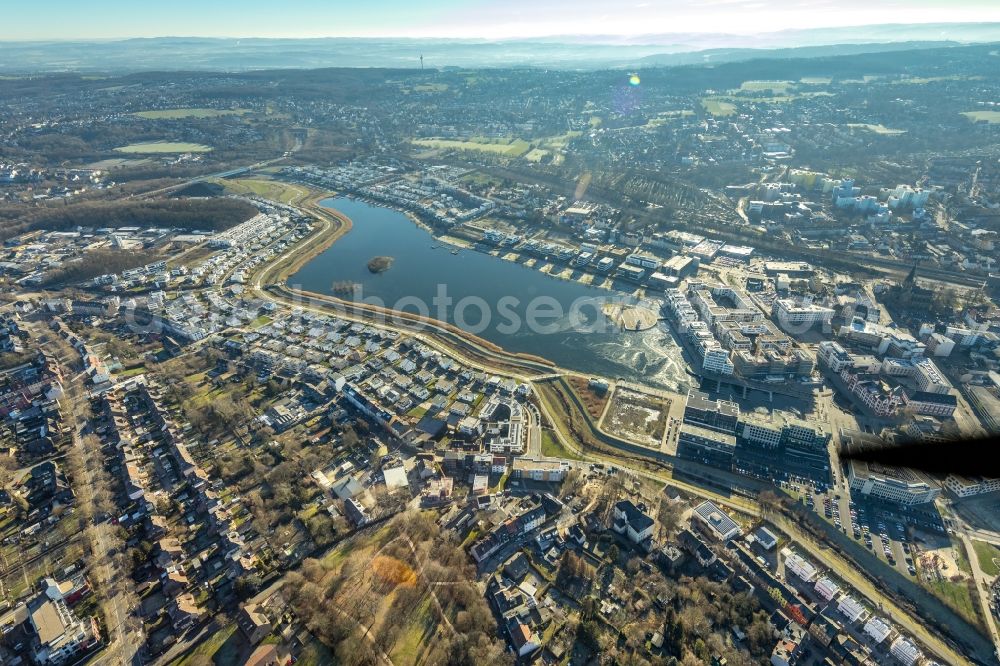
[[288, 197, 690, 390]]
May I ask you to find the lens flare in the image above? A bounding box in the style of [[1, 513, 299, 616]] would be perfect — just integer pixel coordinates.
[[628, 73, 641, 86]]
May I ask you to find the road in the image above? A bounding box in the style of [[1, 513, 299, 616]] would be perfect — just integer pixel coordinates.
[[960, 531, 1000, 664], [37, 323, 143, 666]]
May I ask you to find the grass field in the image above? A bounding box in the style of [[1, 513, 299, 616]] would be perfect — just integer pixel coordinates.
[[524, 148, 549, 162], [847, 123, 907, 135], [410, 137, 532, 157], [411, 131, 580, 161], [701, 99, 737, 116], [962, 111, 1000, 124], [134, 108, 249, 119], [972, 540, 1000, 577], [115, 141, 212, 154], [540, 429, 583, 460], [537, 131, 582, 149], [921, 577, 982, 630], [412, 83, 448, 92], [389, 597, 438, 665], [170, 623, 236, 666], [297, 639, 335, 666], [214, 177, 310, 204], [739, 80, 794, 92]]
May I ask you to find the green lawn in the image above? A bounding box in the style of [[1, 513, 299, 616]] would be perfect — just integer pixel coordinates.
[[214, 178, 309, 204], [134, 108, 249, 119], [921, 577, 981, 630], [170, 623, 237, 666], [972, 540, 1000, 577], [701, 99, 737, 116], [540, 429, 583, 460], [739, 80, 794, 93], [389, 597, 439, 665], [115, 141, 213, 154], [297, 638, 335, 666]]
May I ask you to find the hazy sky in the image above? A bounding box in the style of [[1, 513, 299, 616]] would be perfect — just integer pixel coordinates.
[[4, 0, 1000, 40]]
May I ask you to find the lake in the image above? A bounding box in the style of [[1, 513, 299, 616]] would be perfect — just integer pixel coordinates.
[[288, 197, 691, 390]]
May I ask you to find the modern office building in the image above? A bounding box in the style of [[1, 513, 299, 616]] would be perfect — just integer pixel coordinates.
[[677, 423, 736, 469], [682, 388, 740, 433]]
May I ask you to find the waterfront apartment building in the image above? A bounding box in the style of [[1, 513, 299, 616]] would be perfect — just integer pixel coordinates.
[[772, 299, 835, 328], [817, 340, 853, 372], [688, 283, 763, 326], [702, 346, 734, 375]]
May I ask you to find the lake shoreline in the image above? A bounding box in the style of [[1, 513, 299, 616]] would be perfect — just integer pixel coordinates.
[[289, 196, 690, 390]]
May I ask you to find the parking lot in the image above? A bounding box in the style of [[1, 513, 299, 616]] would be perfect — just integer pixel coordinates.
[[780, 473, 948, 581]]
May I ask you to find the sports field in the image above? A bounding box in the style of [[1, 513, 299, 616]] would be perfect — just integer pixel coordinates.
[[410, 137, 532, 157], [134, 108, 248, 119], [701, 99, 737, 116], [114, 141, 213, 153]]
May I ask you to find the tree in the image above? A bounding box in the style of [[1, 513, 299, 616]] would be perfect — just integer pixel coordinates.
[[580, 595, 597, 621], [577, 620, 601, 650], [559, 468, 584, 499], [933, 286, 961, 314], [657, 497, 681, 538], [607, 544, 620, 564]]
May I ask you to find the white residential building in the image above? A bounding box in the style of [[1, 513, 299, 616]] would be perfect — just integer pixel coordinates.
[[890, 636, 921, 666], [782, 549, 817, 583], [817, 340, 853, 372], [814, 577, 840, 602], [864, 616, 892, 644], [772, 299, 834, 328], [837, 595, 869, 624]]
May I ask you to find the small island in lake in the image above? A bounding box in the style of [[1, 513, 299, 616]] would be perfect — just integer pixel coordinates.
[[366, 255, 394, 273]]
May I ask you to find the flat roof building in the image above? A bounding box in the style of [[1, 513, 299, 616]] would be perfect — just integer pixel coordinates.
[[782, 548, 818, 583], [864, 616, 892, 644], [683, 388, 739, 434], [843, 430, 941, 505], [677, 423, 736, 470], [692, 500, 741, 541], [837, 595, 869, 624]]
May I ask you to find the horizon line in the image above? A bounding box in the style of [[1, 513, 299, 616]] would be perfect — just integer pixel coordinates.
[[2, 19, 1000, 44]]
